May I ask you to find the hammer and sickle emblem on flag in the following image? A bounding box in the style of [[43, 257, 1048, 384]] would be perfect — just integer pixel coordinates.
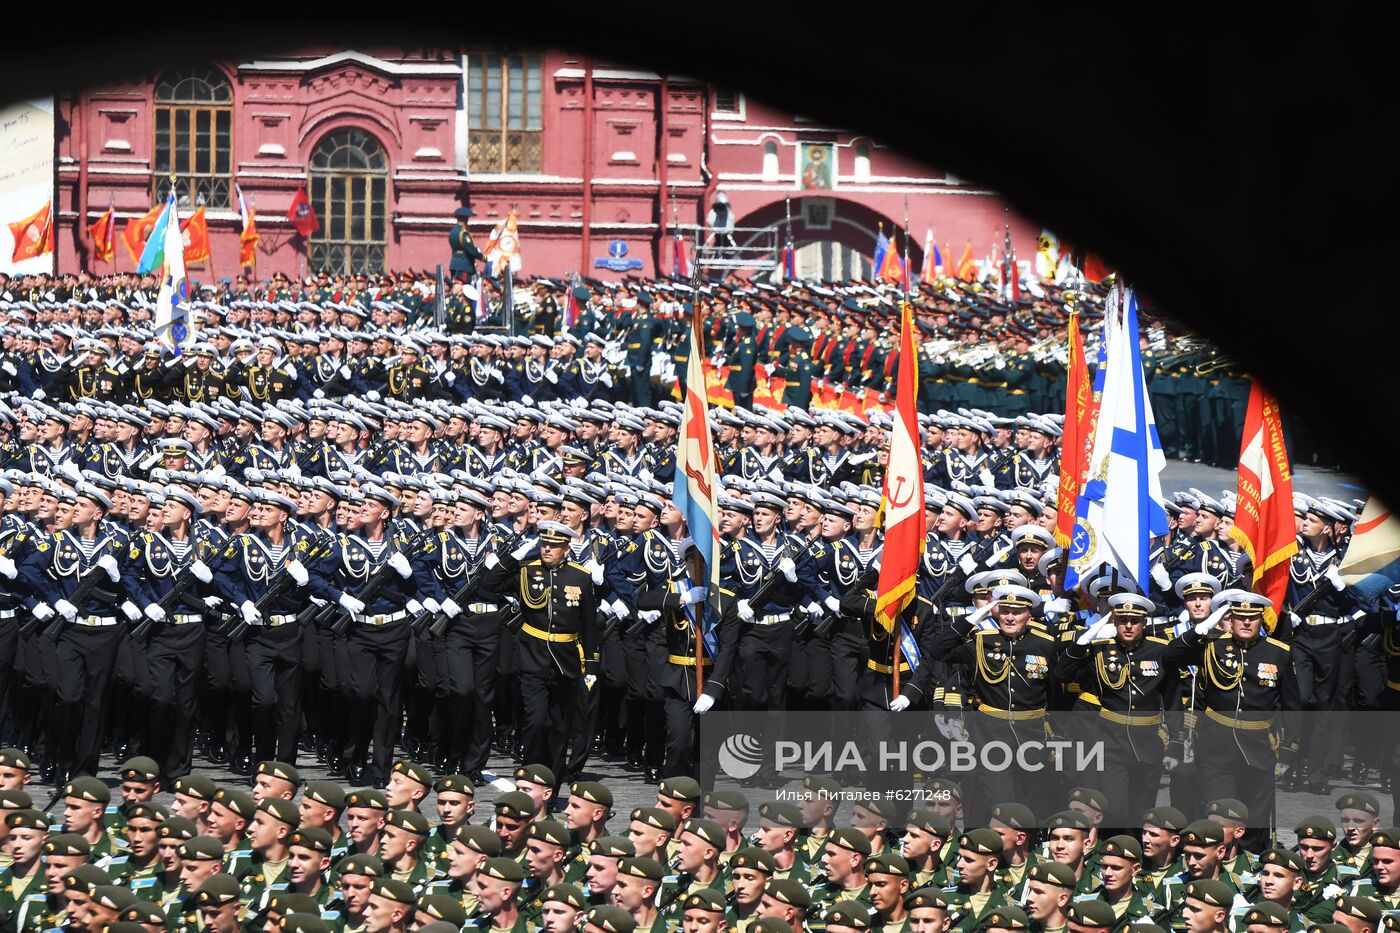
[[888, 472, 914, 510]]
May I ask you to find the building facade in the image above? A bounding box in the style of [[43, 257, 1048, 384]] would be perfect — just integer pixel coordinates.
[[53, 47, 1037, 282]]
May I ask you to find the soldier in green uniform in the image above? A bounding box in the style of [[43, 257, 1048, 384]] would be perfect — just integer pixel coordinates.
[[209, 788, 257, 879], [677, 889, 727, 933], [1345, 828, 1400, 911], [60, 777, 128, 871], [613, 857, 664, 931], [0, 809, 48, 932], [622, 295, 658, 407], [1335, 794, 1381, 875], [657, 818, 726, 925], [424, 824, 499, 916], [364, 877, 418, 933], [240, 797, 301, 913], [380, 810, 433, 892], [585, 903, 638, 933], [725, 312, 758, 410], [1085, 836, 1158, 932], [449, 208, 485, 283], [724, 847, 775, 931], [810, 827, 876, 926], [1293, 818, 1360, 924], [466, 857, 530, 933], [106, 802, 166, 895], [422, 775, 475, 872], [777, 329, 819, 408]]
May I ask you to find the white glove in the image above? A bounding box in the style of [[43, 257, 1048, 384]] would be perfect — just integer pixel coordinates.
[[600, 372, 613, 388], [694, 694, 716, 715], [120, 601, 141, 621], [967, 603, 996, 627], [778, 557, 797, 582], [889, 695, 911, 712], [958, 553, 977, 575], [1076, 614, 1115, 645], [1326, 566, 1346, 590], [144, 604, 166, 622], [203, 596, 222, 610], [684, 587, 708, 605], [1287, 610, 1303, 628], [804, 601, 823, 617], [639, 610, 661, 624], [584, 559, 604, 586], [611, 599, 631, 620], [441, 598, 461, 619], [0, 556, 14, 580], [421, 598, 441, 614], [285, 559, 308, 586], [365, 390, 381, 402], [1163, 756, 1180, 772], [241, 599, 262, 624], [338, 593, 365, 615], [97, 553, 120, 582], [978, 468, 996, 487], [584, 674, 597, 691], [55, 599, 77, 621], [825, 595, 841, 612], [444, 371, 456, 385], [190, 560, 213, 584], [599, 600, 615, 618], [737, 599, 754, 622], [1195, 605, 1228, 634], [285, 367, 298, 383], [406, 599, 424, 616], [387, 552, 412, 579], [521, 394, 534, 406], [1, 361, 14, 376], [545, 368, 559, 384], [33, 603, 54, 621], [33, 389, 44, 400], [340, 364, 353, 379], [491, 368, 505, 384], [1045, 597, 1072, 615], [511, 538, 539, 561], [1150, 563, 1171, 590], [483, 553, 501, 570]]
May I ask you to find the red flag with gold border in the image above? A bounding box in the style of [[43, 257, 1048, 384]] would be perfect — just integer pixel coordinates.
[[181, 206, 211, 265], [87, 208, 116, 264], [123, 203, 164, 264], [8, 202, 53, 263], [1229, 381, 1297, 630]]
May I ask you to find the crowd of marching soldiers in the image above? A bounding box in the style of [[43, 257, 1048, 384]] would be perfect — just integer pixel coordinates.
[[3, 750, 1400, 933]]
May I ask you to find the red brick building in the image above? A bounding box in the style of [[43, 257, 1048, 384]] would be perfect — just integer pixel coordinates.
[[53, 48, 1037, 282]]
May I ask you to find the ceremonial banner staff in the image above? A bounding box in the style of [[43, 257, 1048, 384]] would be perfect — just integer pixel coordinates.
[[674, 278, 721, 696], [1054, 306, 1090, 548], [876, 298, 926, 695]]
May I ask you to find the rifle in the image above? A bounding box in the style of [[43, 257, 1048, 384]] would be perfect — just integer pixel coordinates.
[[322, 530, 435, 637], [734, 536, 796, 630], [227, 536, 337, 643], [34, 562, 118, 639], [1279, 562, 1344, 638], [131, 561, 206, 640], [413, 551, 488, 637]]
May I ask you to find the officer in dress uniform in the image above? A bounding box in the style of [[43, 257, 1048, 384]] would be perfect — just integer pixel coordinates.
[[1170, 590, 1299, 852], [477, 521, 600, 798], [448, 208, 485, 283]]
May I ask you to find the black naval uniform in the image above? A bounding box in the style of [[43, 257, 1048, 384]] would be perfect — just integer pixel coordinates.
[[1170, 625, 1299, 849], [479, 545, 601, 794]]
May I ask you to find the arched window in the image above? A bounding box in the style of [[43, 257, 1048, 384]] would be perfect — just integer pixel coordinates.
[[153, 68, 233, 208], [761, 140, 780, 181], [308, 128, 389, 275], [853, 142, 871, 182]]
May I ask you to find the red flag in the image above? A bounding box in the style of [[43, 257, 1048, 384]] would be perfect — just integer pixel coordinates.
[[8, 202, 54, 264], [123, 203, 164, 264], [286, 184, 320, 237], [955, 240, 976, 281], [1229, 382, 1298, 631], [240, 206, 260, 268], [87, 208, 116, 264], [1054, 310, 1091, 547], [877, 233, 905, 284], [180, 206, 211, 265], [876, 300, 926, 632]]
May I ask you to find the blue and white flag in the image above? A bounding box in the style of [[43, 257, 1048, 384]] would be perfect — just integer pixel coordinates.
[[1065, 287, 1169, 593], [152, 193, 193, 353]]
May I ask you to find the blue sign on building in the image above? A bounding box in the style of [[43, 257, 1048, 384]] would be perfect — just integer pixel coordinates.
[[595, 239, 644, 272]]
